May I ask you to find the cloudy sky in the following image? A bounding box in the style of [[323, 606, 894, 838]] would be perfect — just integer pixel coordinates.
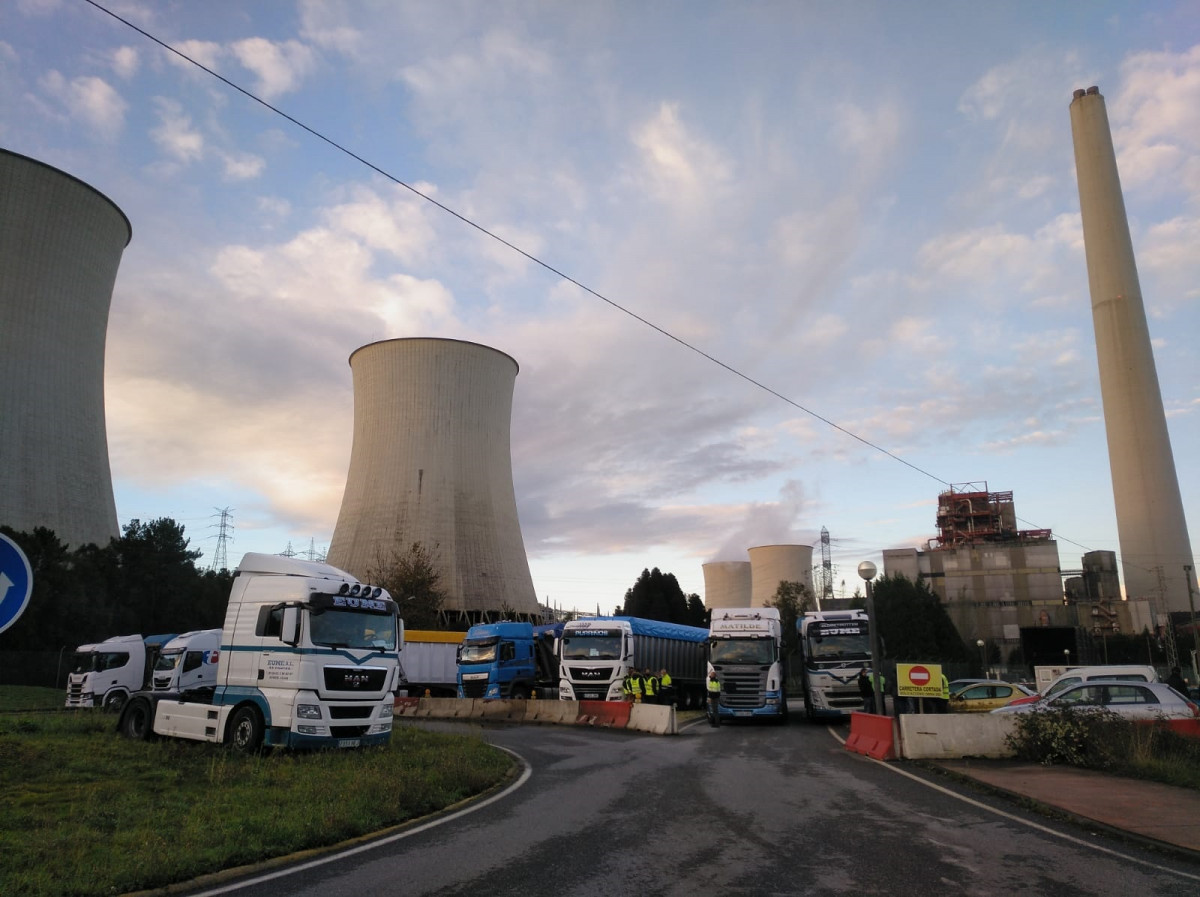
[[3, 0, 1197, 612]]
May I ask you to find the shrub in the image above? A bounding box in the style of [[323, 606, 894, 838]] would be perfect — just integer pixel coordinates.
[[1005, 708, 1126, 768]]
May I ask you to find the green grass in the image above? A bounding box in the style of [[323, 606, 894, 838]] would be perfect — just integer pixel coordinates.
[[0, 686, 63, 712], [0, 704, 513, 896]]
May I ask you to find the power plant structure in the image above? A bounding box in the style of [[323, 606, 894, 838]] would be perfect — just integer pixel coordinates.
[[749, 544, 815, 606], [1069, 86, 1196, 612], [702, 544, 816, 609], [701, 561, 752, 610], [0, 150, 128, 548], [325, 338, 541, 624]]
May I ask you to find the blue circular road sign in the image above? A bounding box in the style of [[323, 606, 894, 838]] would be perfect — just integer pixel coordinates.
[[0, 534, 34, 636]]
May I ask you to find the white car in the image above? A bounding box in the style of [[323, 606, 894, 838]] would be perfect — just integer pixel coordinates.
[[992, 680, 1199, 720]]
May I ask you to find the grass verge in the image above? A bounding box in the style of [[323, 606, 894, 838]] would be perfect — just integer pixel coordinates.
[[0, 702, 513, 896]]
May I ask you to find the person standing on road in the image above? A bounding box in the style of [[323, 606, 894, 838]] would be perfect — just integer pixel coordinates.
[[658, 668, 674, 706], [858, 669, 874, 713], [629, 668, 644, 703], [642, 668, 659, 705], [706, 670, 722, 726]]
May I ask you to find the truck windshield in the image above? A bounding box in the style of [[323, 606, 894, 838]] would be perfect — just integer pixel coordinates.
[[459, 638, 498, 663], [805, 630, 870, 664], [69, 652, 95, 674], [310, 609, 397, 650], [561, 634, 622, 660], [154, 651, 183, 673], [710, 639, 775, 665]]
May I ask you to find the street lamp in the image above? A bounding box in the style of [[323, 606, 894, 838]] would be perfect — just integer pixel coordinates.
[[976, 639, 986, 677], [858, 561, 882, 715], [1063, 648, 1071, 668]]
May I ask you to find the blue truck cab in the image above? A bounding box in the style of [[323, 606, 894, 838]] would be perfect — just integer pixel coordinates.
[[457, 621, 563, 699]]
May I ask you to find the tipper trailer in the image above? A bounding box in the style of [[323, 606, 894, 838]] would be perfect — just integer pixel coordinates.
[[558, 616, 708, 707]]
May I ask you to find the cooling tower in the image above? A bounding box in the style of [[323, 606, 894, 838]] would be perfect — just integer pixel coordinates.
[[1069, 87, 1196, 610], [702, 561, 752, 610], [0, 150, 128, 548], [326, 338, 539, 621], [748, 544, 814, 607]]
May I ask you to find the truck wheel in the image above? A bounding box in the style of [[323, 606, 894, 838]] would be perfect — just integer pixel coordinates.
[[511, 686, 531, 700], [103, 690, 128, 713], [120, 698, 155, 741], [228, 706, 265, 753]]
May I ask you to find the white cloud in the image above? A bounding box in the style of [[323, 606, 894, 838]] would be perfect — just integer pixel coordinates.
[[631, 102, 732, 206], [167, 40, 224, 73], [39, 70, 127, 140], [150, 97, 204, 162], [218, 149, 265, 180], [111, 46, 139, 79], [230, 37, 316, 99]]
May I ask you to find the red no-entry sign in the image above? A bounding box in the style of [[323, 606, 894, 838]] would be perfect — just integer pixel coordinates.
[[897, 662, 943, 698]]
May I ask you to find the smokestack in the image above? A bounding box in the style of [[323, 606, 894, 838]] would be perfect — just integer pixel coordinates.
[[1069, 87, 1195, 610]]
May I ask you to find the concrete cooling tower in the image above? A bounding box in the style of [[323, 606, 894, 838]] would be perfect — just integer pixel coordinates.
[[749, 544, 814, 607], [326, 338, 540, 622], [701, 561, 752, 609], [1069, 87, 1196, 611], [0, 150, 128, 548]]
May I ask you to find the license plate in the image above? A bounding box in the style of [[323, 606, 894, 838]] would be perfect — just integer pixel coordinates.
[[338, 738, 360, 748], [583, 692, 600, 699], [735, 711, 751, 717]]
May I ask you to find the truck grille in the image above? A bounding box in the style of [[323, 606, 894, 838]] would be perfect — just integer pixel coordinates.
[[720, 669, 768, 709], [462, 681, 487, 698], [328, 705, 373, 720], [323, 667, 388, 692]]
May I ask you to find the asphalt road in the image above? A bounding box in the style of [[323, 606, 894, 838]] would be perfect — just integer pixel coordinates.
[[188, 710, 1200, 897]]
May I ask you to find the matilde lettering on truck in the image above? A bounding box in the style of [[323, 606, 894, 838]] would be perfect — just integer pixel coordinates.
[[115, 553, 402, 752]]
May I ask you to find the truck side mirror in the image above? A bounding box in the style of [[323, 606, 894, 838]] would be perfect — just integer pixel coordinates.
[[281, 607, 301, 646]]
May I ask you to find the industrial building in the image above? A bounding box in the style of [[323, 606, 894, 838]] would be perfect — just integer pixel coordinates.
[[883, 484, 1064, 662], [1070, 86, 1196, 612], [883, 484, 1173, 670], [0, 150, 127, 548], [326, 338, 541, 624]]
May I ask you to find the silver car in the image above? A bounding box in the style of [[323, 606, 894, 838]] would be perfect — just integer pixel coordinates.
[[991, 680, 1200, 720]]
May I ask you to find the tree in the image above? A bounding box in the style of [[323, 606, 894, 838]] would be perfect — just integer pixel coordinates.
[[619, 568, 690, 623], [766, 580, 813, 659], [365, 541, 447, 630], [685, 593, 708, 628], [870, 574, 969, 663]]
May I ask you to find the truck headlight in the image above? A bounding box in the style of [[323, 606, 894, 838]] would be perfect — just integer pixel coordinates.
[[380, 703, 393, 719], [296, 703, 322, 720]]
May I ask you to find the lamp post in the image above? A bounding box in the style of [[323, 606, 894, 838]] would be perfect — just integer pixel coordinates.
[[858, 561, 882, 715], [1186, 565, 1198, 683], [976, 639, 986, 677], [1063, 648, 1071, 668]]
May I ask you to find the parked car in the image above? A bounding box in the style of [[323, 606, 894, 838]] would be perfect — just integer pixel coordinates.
[[946, 678, 991, 695], [1005, 664, 1159, 707], [949, 681, 1036, 713], [992, 680, 1200, 720]]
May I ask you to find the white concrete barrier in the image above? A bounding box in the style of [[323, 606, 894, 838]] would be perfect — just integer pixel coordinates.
[[896, 713, 1019, 759], [629, 703, 676, 735]]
